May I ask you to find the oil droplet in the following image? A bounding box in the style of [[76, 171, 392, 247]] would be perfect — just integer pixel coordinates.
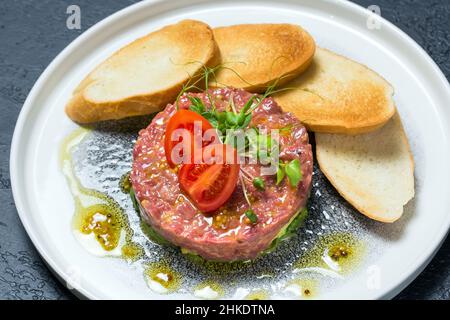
[[294, 232, 365, 276], [245, 289, 270, 300], [144, 260, 181, 294], [61, 128, 142, 261], [283, 279, 318, 299], [329, 245, 350, 262], [119, 172, 132, 193], [121, 243, 144, 261], [193, 281, 224, 300], [74, 204, 121, 251]]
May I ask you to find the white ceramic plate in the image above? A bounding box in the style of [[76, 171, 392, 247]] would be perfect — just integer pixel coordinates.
[[10, 0, 450, 300]]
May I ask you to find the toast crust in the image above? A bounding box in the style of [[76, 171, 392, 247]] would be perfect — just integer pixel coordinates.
[[211, 24, 316, 92], [65, 20, 220, 123], [316, 113, 415, 223], [274, 48, 395, 134]]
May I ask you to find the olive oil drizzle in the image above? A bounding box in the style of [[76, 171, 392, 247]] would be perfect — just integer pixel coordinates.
[[245, 289, 270, 300], [193, 281, 225, 299], [294, 232, 365, 276], [60, 128, 143, 260], [144, 260, 182, 293], [60, 131, 367, 299], [284, 278, 318, 299]]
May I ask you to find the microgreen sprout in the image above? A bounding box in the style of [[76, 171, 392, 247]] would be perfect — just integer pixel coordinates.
[[240, 175, 258, 225], [244, 209, 258, 224], [276, 159, 302, 187], [174, 62, 303, 216], [252, 177, 265, 191]]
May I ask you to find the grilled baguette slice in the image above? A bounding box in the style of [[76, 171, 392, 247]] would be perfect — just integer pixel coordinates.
[[274, 48, 395, 134], [65, 20, 219, 123], [315, 113, 414, 222], [211, 24, 315, 92]]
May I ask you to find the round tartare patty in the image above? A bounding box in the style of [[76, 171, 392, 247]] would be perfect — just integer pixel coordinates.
[[131, 88, 313, 261]]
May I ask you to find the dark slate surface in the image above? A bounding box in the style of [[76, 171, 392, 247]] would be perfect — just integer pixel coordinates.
[[0, 0, 448, 300]]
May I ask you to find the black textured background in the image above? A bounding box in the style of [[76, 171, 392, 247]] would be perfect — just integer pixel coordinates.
[[0, 0, 449, 300]]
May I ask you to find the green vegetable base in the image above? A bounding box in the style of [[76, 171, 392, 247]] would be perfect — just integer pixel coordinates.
[[130, 188, 173, 246], [264, 207, 308, 254]]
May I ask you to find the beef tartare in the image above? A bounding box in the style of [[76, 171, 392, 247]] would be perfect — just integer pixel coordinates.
[[131, 88, 313, 261]]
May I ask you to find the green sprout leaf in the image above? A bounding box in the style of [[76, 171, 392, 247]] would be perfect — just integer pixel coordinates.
[[244, 209, 258, 224], [188, 96, 205, 114], [225, 112, 238, 125], [252, 177, 265, 191], [285, 159, 302, 187], [215, 111, 226, 123], [241, 95, 256, 114], [276, 165, 285, 185], [240, 113, 252, 128], [201, 112, 219, 128]]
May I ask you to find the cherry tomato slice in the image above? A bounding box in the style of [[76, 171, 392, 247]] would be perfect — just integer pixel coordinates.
[[178, 144, 240, 212], [164, 109, 217, 167]]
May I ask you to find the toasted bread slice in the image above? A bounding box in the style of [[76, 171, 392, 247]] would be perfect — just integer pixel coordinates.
[[274, 48, 395, 134], [65, 20, 219, 123], [210, 24, 315, 92], [315, 113, 414, 222]]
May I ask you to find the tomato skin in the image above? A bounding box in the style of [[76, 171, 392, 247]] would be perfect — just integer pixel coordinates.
[[178, 144, 240, 213], [164, 110, 216, 167]]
